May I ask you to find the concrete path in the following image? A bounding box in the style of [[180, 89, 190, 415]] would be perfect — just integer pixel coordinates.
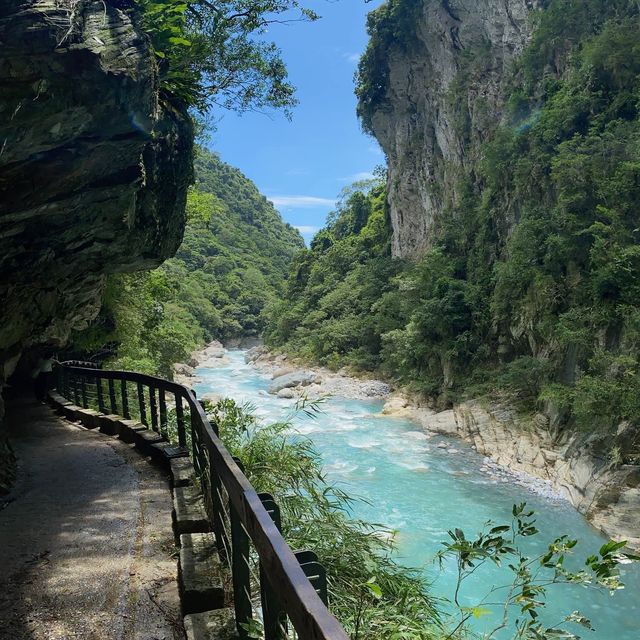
[[0, 394, 184, 640]]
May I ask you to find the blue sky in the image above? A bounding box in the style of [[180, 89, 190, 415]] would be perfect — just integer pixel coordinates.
[[207, 0, 385, 244]]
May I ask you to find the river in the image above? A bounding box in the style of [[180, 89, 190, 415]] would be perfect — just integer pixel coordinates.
[[194, 350, 640, 639]]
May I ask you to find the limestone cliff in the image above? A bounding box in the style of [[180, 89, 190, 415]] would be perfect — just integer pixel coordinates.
[[361, 0, 640, 544], [0, 0, 193, 491], [360, 0, 543, 259]]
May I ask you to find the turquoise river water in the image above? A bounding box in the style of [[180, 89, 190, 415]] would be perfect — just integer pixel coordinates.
[[195, 350, 639, 639]]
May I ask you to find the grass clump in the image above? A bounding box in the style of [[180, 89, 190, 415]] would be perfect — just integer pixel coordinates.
[[209, 398, 443, 640]]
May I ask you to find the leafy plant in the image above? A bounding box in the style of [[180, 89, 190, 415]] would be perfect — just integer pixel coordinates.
[[70, 147, 303, 376], [437, 503, 639, 639], [208, 398, 443, 639], [137, 0, 319, 111]]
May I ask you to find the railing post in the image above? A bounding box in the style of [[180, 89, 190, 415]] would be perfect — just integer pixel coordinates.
[[230, 465, 252, 639], [259, 494, 287, 640], [80, 375, 88, 408], [159, 388, 168, 437], [72, 373, 80, 406], [191, 407, 202, 477], [137, 381, 147, 426], [121, 379, 130, 419], [175, 394, 186, 448], [108, 378, 117, 414], [149, 386, 158, 432], [96, 377, 106, 413], [208, 448, 229, 564], [295, 550, 328, 606]]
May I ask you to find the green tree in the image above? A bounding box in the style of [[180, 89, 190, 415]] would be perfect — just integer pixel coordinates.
[[138, 0, 319, 111]]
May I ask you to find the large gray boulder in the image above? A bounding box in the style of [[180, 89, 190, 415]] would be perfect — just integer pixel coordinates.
[[268, 372, 316, 394]]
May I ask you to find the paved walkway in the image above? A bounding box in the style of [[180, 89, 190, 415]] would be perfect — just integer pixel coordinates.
[[0, 394, 184, 640]]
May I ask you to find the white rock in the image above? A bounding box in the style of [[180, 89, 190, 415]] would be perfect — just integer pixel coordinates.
[[382, 396, 409, 415], [272, 366, 296, 380]]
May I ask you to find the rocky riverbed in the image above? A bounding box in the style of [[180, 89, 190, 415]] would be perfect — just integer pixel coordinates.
[[175, 342, 640, 550]]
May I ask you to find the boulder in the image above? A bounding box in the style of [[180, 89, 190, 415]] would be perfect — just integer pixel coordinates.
[[277, 388, 295, 399], [174, 363, 196, 377], [427, 410, 459, 435], [245, 346, 268, 363], [382, 396, 409, 415], [272, 367, 295, 379], [268, 371, 316, 394], [201, 342, 225, 360]]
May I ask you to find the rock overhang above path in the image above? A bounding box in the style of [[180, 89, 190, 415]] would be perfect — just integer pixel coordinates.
[[0, 0, 194, 387]]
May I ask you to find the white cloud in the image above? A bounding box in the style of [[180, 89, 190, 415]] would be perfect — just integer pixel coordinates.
[[269, 195, 335, 208], [344, 52, 361, 64], [368, 144, 385, 157], [295, 225, 320, 235]]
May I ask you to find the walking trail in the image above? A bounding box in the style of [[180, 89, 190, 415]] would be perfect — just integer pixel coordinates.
[[0, 394, 184, 640]]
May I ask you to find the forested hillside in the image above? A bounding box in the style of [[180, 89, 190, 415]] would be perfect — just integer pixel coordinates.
[[73, 148, 303, 377], [265, 177, 400, 369], [267, 0, 640, 458]]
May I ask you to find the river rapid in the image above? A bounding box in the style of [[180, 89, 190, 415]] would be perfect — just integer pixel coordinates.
[[194, 350, 640, 639]]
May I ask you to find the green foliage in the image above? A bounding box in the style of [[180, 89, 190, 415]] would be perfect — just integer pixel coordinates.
[[137, 0, 318, 111], [437, 503, 638, 639], [273, 1, 640, 442], [209, 398, 443, 639], [71, 270, 205, 378], [356, 0, 422, 133], [209, 401, 638, 639], [264, 175, 403, 372], [72, 148, 303, 376]]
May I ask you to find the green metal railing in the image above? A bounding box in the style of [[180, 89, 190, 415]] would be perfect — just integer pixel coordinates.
[[55, 363, 347, 640]]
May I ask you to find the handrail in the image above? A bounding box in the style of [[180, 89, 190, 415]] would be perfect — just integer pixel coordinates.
[[55, 364, 349, 640]]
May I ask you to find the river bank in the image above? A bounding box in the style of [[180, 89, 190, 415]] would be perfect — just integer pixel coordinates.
[[176, 342, 640, 550]]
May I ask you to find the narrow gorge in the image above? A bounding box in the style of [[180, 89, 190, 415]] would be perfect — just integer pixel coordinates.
[[1, 0, 639, 638], [357, 0, 640, 548], [269, 0, 640, 550]]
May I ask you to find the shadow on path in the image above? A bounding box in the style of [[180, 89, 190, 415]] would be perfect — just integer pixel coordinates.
[[0, 392, 184, 640]]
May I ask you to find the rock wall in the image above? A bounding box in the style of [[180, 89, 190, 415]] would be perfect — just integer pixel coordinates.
[[0, 0, 193, 491], [385, 396, 640, 548], [366, 0, 543, 259]]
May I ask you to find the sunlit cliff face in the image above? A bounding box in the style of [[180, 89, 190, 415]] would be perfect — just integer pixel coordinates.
[[364, 0, 542, 260]]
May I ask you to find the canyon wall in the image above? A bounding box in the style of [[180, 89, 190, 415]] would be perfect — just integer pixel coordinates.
[[364, 0, 639, 544], [384, 396, 639, 548], [0, 0, 193, 491], [362, 0, 543, 259], [451, 403, 640, 548]]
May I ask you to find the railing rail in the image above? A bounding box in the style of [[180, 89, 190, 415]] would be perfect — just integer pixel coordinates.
[[55, 364, 348, 640]]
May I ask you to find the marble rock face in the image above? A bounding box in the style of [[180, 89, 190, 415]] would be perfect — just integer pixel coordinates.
[[0, 0, 193, 490], [367, 0, 543, 260], [448, 401, 640, 549]]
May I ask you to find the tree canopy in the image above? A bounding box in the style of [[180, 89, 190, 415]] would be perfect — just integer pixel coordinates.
[[138, 0, 318, 112], [72, 147, 303, 377]]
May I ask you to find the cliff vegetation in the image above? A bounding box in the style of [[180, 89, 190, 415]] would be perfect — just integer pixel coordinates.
[[72, 148, 304, 378], [267, 0, 640, 466]]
